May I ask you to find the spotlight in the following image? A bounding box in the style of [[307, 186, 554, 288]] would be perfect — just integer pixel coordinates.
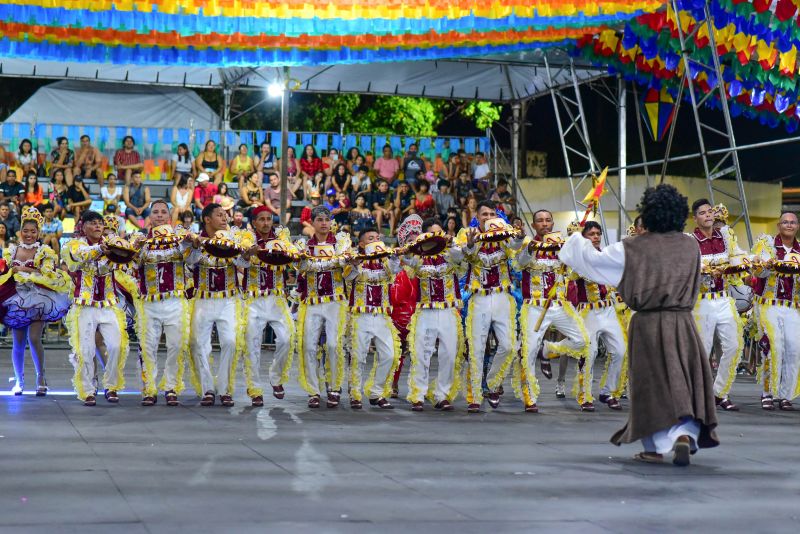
[[267, 82, 284, 98]]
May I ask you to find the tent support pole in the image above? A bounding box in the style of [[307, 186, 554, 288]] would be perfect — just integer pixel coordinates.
[[279, 67, 290, 226], [511, 102, 521, 206], [222, 86, 232, 159]]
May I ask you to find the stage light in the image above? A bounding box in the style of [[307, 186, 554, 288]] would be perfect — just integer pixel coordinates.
[[267, 82, 284, 98]]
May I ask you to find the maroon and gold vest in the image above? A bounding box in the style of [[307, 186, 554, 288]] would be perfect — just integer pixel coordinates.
[[692, 227, 729, 295], [297, 233, 347, 305], [753, 235, 800, 305], [518, 239, 568, 305], [410, 254, 462, 309], [136, 231, 190, 302], [191, 229, 240, 299], [242, 231, 288, 298], [464, 240, 513, 295], [348, 258, 393, 314]]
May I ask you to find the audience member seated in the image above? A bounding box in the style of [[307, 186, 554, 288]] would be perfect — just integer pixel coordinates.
[[445, 215, 461, 238], [490, 179, 515, 216], [433, 179, 456, 223], [370, 179, 396, 235], [193, 173, 217, 219], [473, 151, 493, 196], [0, 170, 25, 211], [351, 167, 372, 197], [283, 146, 298, 186], [170, 143, 194, 183], [374, 145, 399, 185], [345, 147, 361, 175], [298, 144, 322, 200], [264, 174, 291, 224], [448, 153, 469, 184], [352, 154, 368, 175], [238, 172, 265, 220], [304, 170, 326, 199], [101, 173, 123, 210], [214, 183, 236, 217], [350, 193, 375, 234], [105, 203, 127, 237], [41, 204, 63, 254], [179, 210, 200, 234], [230, 143, 256, 188], [0, 221, 9, 250], [194, 140, 226, 185], [255, 142, 280, 185], [322, 148, 339, 178], [413, 181, 437, 221], [231, 208, 249, 231], [330, 163, 352, 197], [73, 135, 104, 186], [50, 137, 75, 185], [123, 170, 151, 230], [170, 174, 195, 223], [23, 173, 43, 207], [15, 139, 38, 178], [300, 190, 321, 237], [462, 194, 478, 229], [0, 203, 20, 240], [328, 191, 351, 228], [50, 170, 69, 220], [113, 135, 144, 185], [393, 181, 415, 224], [402, 143, 426, 189]]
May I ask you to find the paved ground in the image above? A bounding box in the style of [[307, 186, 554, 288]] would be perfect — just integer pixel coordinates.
[[1, 346, 799, 533]]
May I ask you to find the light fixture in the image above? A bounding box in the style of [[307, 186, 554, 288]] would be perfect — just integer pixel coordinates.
[[267, 82, 284, 98]]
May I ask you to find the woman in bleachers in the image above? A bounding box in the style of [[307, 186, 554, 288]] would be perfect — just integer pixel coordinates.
[[49, 170, 69, 220], [170, 174, 195, 223], [345, 147, 361, 175], [255, 142, 280, 185], [447, 153, 469, 184], [461, 194, 479, 230], [16, 139, 38, 178], [50, 137, 75, 186], [413, 181, 437, 221], [23, 173, 43, 207], [330, 163, 352, 198], [284, 146, 298, 186], [214, 183, 236, 217], [170, 143, 194, 183], [322, 148, 339, 178], [195, 140, 226, 185], [100, 173, 122, 211], [350, 193, 375, 234], [238, 171, 265, 220], [0, 221, 8, 250], [230, 143, 256, 188], [304, 170, 326, 199], [298, 144, 322, 200]]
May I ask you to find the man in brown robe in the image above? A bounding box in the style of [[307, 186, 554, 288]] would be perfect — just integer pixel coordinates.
[[559, 184, 719, 466]]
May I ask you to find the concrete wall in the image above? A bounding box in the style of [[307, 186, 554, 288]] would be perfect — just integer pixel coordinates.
[[517, 174, 782, 244]]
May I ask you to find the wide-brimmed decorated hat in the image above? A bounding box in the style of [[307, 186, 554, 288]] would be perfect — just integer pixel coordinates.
[[203, 230, 242, 259], [147, 224, 183, 245], [310, 243, 336, 259], [256, 239, 298, 266], [103, 235, 139, 264], [529, 231, 564, 251], [477, 217, 518, 242], [357, 240, 393, 260], [712, 203, 729, 225], [405, 231, 450, 257], [397, 214, 423, 246]]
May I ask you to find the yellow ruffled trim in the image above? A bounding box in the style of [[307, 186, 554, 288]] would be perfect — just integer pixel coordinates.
[[384, 322, 403, 399], [405, 310, 424, 403], [278, 298, 296, 387], [351, 315, 399, 401], [514, 303, 540, 404], [226, 300, 246, 395], [448, 310, 465, 402], [105, 306, 130, 392], [759, 304, 781, 397], [485, 293, 517, 392], [168, 298, 190, 395], [295, 302, 314, 395], [597, 309, 629, 399], [241, 298, 259, 397], [463, 298, 482, 403], [545, 303, 589, 361], [194, 288, 240, 300], [186, 300, 205, 396], [332, 301, 347, 392], [134, 298, 157, 397], [717, 298, 744, 398], [66, 307, 89, 401], [15, 245, 73, 294]]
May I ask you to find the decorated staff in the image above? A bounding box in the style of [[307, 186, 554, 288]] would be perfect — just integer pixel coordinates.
[[294, 206, 351, 409], [689, 200, 747, 411], [186, 203, 252, 408], [461, 200, 526, 411], [130, 199, 193, 407], [344, 227, 402, 410], [240, 206, 297, 407], [401, 219, 466, 411], [751, 211, 800, 411], [62, 211, 131, 406], [512, 209, 588, 411], [3, 206, 73, 396]]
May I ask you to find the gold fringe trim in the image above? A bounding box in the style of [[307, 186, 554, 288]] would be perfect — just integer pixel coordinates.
[[105, 306, 130, 392], [405, 310, 424, 403], [485, 293, 518, 392], [66, 307, 89, 400]]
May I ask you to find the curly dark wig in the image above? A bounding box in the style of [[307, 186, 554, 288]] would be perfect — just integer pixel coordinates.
[[638, 184, 688, 234]]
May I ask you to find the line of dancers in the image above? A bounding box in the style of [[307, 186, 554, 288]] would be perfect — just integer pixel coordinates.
[[4, 197, 795, 414]]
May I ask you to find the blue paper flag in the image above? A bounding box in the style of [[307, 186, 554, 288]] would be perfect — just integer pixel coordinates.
[[35, 124, 47, 140], [53, 124, 65, 138], [464, 138, 476, 153], [390, 136, 402, 151], [270, 131, 280, 148], [131, 128, 143, 144], [331, 134, 342, 150], [450, 138, 461, 151], [67, 125, 80, 142], [18, 123, 31, 140], [288, 133, 297, 146], [178, 128, 190, 144], [2, 123, 14, 140], [404, 137, 416, 151], [360, 135, 372, 153], [301, 133, 313, 146], [316, 134, 328, 150], [345, 135, 357, 149], [115, 126, 127, 142], [100, 127, 111, 143], [163, 129, 174, 145], [146, 128, 159, 144]]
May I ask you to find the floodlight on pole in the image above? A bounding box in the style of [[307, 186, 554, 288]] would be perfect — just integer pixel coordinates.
[[267, 82, 284, 98]]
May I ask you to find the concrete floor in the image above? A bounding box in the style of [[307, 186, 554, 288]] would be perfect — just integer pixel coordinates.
[[1, 347, 799, 534]]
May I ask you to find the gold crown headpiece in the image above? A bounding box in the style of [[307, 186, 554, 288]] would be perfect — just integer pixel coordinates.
[[712, 203, 729, 224], [566, 220, 582, 236], [103, 214, 120, 233], [21, 206, 44, 230]]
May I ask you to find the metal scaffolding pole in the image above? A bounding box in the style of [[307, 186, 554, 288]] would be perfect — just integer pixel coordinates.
[[511, 102, 521, 206], [670, 0, 753, 246], [279, 66, 290, 226]]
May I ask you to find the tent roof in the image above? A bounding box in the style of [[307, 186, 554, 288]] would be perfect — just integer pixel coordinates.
[[0, 51, 606, 103], [5, 80, 221, 129]]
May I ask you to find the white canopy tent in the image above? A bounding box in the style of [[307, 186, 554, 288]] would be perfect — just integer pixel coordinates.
[[5, 80, 220, 130], [0, 52, 606, 103]]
